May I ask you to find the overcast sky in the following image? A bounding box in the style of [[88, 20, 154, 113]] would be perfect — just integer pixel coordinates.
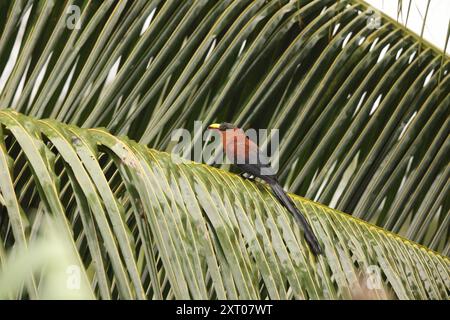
[[366, 0, 449, 53]]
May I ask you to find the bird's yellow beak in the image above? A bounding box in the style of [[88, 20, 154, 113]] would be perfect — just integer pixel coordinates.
[[208, 123, 220, 130]]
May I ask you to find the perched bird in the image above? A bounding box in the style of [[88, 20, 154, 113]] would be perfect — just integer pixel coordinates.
[[208, 122, 322, 255]]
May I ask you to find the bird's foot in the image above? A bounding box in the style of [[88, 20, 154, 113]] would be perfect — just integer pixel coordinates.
[[240, 172, 256, 181]]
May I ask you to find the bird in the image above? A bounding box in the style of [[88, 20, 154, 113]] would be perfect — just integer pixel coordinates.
[[208, 122, 322, 255]]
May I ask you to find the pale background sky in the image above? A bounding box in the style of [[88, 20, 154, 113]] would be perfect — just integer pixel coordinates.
[[366, 0, 450, 53]]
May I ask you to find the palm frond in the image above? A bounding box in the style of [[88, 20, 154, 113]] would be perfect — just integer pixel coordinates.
[[0, 1, 448, 251], [0, 110, 448, 299]]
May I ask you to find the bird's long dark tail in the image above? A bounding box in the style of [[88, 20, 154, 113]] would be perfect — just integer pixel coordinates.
[[270, 182, 322, 255]]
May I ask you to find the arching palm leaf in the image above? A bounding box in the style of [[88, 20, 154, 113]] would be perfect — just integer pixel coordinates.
[[0, 0, 448, 252], [0, 110, 448, 299]]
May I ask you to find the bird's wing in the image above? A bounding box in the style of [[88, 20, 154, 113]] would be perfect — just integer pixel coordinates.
[[231, 137, 277, 178], [247, 137, 274, 166]]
